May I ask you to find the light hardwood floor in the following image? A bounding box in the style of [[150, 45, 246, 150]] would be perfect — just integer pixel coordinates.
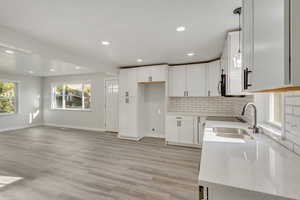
[[0, 127, 201, 200]]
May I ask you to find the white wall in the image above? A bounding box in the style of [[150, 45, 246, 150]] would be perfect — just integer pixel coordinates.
[[0, 73, 43, 132], [43, 73, 112, 131], [138, 83, 166, 137]]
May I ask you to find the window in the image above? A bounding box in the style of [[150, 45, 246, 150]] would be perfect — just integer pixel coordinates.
[[269, 93, 283, 127], [52, 82, 91, 110], [0, 81, 17, 114]]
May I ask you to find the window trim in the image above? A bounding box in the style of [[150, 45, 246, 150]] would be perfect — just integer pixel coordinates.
[[267, 93, 284, 128], [0, 80, 19, 115], [51, 81, 91, 111]]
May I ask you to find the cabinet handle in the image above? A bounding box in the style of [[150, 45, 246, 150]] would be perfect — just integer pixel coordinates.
[[208, 90, 211, 97], [148, 76, 152, 82], [177, 120, 181, 127], [186, 91, 189, 97], [244, 67, 252, 90]]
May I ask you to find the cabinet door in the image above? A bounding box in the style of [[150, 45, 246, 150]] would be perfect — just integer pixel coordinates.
[[207, 61, 221, 96], [119, 69, 138, 138], [227, 32, 243, 95], [242, 0, 254, 91], [168, 66, 186, 97], [165, 116, 179, 143], [179, 116, 194, 144], [137, 67, 151, 83], [150, 66, 167, 82], [251, 0, 289, 90], [290, 0, 300, 86], [186, 64, 207, 97], [120, 69, 137, 97]]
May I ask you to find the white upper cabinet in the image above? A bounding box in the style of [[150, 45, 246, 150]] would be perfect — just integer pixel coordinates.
[[119, 68, 137, 97], [207, 61, 221, 97], [221, 31, 244, 95], [242, 0, 254, 90], [168, 66, 186, 97], [252, 0, 288, 90], [168, 63, 219, 97], [242, 0, 300, 91], [186, 64, 207, 97], [228, 32, 243, 95], [290, 0, 300, 86], [137, 65, 167, 83]]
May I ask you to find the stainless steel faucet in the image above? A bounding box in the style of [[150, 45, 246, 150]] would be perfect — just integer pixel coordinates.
[[241, 103, 259, 133]]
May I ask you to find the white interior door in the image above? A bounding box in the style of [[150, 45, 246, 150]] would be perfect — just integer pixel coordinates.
[[105, 79, 119, 132]]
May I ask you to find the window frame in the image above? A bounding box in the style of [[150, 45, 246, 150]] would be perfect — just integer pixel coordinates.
[[267, 93, 284, 129], [51, 81, 92, 111], [0, 80, 19, 116]]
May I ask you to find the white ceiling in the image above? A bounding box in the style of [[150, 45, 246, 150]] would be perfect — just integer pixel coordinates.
[[0, 0, 241, 76]]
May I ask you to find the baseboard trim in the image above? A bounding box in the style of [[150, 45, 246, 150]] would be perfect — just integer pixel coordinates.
[[43, 123, 106, 132], [166, 141, 202, 149], [0, 124, 43, 133]]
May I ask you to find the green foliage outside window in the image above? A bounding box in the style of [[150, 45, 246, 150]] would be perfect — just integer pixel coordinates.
[[0, 82, 16, 113]]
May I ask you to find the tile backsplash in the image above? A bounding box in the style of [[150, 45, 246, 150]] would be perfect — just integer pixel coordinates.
[[168, 96, 254, 121], [284, 92, 300, 155]]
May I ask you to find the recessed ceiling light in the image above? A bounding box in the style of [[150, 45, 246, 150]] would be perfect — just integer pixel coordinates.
[[101, 41, 110, 46], [176, 26, 186, 32], [137, 59, 143, 63], [50, 68, 55, 72], [187, 52, 195, 57], [75, 66, 81, 70], [28, 71, 34, 74], [5, 50, 14, 54]]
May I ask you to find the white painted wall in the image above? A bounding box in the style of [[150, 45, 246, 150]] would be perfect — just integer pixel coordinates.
[[0, 73, 43, 132], [138, 83, 166, 137], [43, 73, 112, 131]]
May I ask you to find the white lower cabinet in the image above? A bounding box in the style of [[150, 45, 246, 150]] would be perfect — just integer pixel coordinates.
[[199, 184, 291, 200], [166, 115, 202, 147]]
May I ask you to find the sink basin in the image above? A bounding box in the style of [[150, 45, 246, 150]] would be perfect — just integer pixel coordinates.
[[212, 127, 254, 140]]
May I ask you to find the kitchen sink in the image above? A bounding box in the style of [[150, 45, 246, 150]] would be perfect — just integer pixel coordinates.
[[213, 127, 254, 140]]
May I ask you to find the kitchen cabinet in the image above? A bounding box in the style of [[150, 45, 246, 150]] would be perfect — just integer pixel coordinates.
[[168, 66, 186, 97], [178, 116, 194, 144], [242, 0, 254, 90], [221, 31, 244, 95], [166, 115, 201, 147], [168, 63, 217, 97], [137, 65, 167, 83], [242, 0, 300, 91], [186, 64, 207, 97], [207, 60, 221, 96], [119, 69, 139, 139]]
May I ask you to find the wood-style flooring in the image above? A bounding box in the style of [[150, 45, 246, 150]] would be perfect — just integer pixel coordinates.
[[0, 127, 201, 200]]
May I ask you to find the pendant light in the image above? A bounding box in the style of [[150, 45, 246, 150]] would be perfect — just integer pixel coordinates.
[[233, 7, 242, 69]]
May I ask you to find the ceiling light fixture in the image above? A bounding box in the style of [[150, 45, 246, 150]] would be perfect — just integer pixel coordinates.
[[28, 71, 34, 74], [50, 68, 55, 72], [5, 50, 14, 54], [187, 52, 195, 57], [75, 66, 81, 70], [176, 26, 186, 32], [101, 41, 110, 46], [137, 59, 143, 63]]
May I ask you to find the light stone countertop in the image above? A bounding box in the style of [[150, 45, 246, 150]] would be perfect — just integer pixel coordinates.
[[199, 120, 300, 200]]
